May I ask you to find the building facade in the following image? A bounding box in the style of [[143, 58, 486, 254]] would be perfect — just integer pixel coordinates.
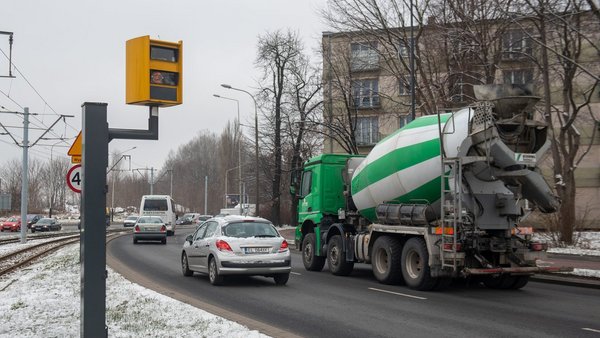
[[321, 12, 600, 227]]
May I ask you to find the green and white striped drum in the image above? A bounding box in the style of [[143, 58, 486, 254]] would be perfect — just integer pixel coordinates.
[[350, 108, 473, 222]]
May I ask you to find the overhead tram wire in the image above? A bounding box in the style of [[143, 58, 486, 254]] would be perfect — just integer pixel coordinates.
[[0, 47, 79, 133]]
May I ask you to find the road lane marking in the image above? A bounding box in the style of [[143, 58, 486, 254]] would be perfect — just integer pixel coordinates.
[[582, 328, 600, 333], [368, 287, 427, 300], [291, 272, 302, 275]]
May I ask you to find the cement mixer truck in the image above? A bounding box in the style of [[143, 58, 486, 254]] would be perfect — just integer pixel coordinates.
[[292, 85, 570, 291]]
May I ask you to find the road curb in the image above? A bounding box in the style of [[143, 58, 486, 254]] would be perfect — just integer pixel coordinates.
[[531, 273, 600, 289]]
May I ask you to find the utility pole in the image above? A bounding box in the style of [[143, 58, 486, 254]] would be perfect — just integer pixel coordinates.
[[204, 176, 208, 214], [19, 108, 29, 244], [169, 169, 173, 197], [150, 166, 154, 195]]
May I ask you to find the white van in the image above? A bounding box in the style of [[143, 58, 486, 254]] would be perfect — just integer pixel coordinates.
[[139, 195, 177, 236]]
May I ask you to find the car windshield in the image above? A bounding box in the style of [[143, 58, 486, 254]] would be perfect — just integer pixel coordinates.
[[126, 216, 138, 220], [138, 217, 162, 224], [37, 219, 52, 224], [222, 222, 278, 238], [7, 217, 19, 222], [26, 215, 37, 221]]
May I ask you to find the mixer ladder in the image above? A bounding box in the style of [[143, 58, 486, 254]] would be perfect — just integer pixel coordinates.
[[440, 157, 463, 272]]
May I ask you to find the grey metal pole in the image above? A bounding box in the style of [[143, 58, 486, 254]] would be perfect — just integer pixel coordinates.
[[80, 102, 109, 337], [220, 85, 260, 216], [150, 166, 154, 195], [19, 107, 29, 244], [204, 176, 208, 214], [169, 169, 173, 197], [237, 101, 243, 215], [111, 174, 115, 221]]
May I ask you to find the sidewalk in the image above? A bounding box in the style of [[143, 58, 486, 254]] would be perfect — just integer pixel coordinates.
[[279, 229, 600, 288]]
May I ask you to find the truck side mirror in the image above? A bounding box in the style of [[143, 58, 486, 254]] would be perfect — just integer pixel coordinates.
[[289, 186, 296, 196]]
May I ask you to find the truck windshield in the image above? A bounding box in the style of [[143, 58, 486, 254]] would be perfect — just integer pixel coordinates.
[[143, 199, 168, 211]]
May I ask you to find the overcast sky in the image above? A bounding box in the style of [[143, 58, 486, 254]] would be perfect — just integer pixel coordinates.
[[0, 0, 327, 173]]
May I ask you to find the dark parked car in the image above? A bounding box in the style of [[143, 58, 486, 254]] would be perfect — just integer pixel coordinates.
[[26, 214, 43, 229], [31, 218, 62, 232], [176, 213, 200, 225]]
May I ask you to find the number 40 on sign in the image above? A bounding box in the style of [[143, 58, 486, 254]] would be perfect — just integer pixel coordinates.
[[67, 164, 82, 193]]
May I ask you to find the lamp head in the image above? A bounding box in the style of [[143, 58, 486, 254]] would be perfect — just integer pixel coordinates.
[[221, 84, 232, 89]]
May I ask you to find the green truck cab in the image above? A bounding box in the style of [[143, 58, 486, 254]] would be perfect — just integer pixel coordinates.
[[294, 154, 364, 267]]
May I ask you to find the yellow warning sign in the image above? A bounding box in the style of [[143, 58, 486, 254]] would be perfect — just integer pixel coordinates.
[[68, 132, 82, 163]]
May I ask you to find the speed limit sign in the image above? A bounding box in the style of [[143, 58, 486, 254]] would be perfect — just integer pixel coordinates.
[[67, 164, 82, 193]]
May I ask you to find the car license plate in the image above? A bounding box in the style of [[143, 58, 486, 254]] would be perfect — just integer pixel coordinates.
[[244, 247, 270, 254]]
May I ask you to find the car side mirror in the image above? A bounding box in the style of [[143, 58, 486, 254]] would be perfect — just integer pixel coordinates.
[[186, 235, 193, 243]]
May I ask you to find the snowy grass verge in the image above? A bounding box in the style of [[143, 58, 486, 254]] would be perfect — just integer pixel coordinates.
[[0, 244, 269, 338]]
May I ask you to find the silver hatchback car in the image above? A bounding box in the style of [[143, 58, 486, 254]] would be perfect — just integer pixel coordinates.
[[181, 216, 291, 285]]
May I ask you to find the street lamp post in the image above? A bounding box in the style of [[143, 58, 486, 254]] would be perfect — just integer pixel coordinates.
[[213, 94, 243, 215], [221, 84, 260, 217], [108, 146, 136, 221]]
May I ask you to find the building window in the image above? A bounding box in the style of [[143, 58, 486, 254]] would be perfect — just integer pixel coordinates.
[[352, 79, 380, 108], [399, 79, 409, 96], [351, 42, 379, 71], [503, 30, 533, 59], [399, 115, 411, 129], [356, 116, 379, 145], [503, 69, 534, 85], [399, 38, 415, 58]]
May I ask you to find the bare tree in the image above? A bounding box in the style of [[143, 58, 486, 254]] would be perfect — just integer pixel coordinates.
[[521, 0, 600, 243], [255, 30, 304, 225]]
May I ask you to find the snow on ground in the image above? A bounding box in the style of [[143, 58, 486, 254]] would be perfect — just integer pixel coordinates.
[[0, 244, 269, 338], [0, 236, 77, 257], [560, 268, 600, 279], [535, 231, 600, 257]]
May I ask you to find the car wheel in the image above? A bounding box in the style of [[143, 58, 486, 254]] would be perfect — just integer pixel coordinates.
[[181, 252, 193, 277], [133, 238, 138, 244], [161, 238, 167, 245], [327, 235, 354, 276], [31, 229, 35, 233], [302, 233, 325, 271], [274, 273, 290, 286], [401, 237, 438, 291], [372, 236, 404, 285], [208, 257, 223, 286]]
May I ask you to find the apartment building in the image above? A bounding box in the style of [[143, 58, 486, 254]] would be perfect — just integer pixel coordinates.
[[321, 12, 600, 226]]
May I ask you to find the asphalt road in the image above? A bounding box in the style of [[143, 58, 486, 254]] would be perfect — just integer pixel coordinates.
[[108, 227, 600, 338]]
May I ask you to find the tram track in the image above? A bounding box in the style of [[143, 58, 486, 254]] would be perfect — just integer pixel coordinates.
[[0, 230, 130, 277]]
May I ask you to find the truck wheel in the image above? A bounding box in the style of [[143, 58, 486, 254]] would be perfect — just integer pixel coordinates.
[[327, 235, 354, 276], [401, 237, 438, 291], [371, 236, 404, 284], [483, 275, 515, 289], [510, 276, 529, 289], [302, 233, 325, 271]]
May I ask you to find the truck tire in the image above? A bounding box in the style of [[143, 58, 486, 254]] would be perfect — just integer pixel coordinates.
[[510, 276, 529, 289], [401, 237, 438, 291], [327, 235, 354, 276], [302, 233, 325, 271], [483, 275, 515, 289], [371, 236, 404, 284]]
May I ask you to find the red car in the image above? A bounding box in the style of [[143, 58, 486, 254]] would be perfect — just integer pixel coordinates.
[[1, 216, 22, 232]]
